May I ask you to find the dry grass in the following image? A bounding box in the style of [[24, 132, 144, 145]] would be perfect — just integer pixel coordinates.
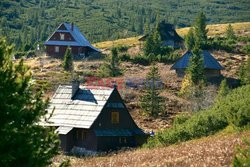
[[93, 36, 142, 49], [93, 22, 250, 50], [177, 22, 250, 37], [54, 130, 250, 167]]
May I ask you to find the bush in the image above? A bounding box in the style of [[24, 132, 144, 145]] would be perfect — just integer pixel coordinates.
[[116, 45, 129, 52], [132, 55, 150, 66], [120, 54, 131, 62], [173, 113, 192, 126], [144, 85, 250, 148]]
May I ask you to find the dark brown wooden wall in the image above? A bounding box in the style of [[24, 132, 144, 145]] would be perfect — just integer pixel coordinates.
[[49, 32, 75, 41], [45, 45, 87, 58], [91, 89, 139, 129]]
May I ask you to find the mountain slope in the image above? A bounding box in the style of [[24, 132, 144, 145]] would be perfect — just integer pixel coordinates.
[[0, 0, 250, 48], [53, 130, 250, 167]]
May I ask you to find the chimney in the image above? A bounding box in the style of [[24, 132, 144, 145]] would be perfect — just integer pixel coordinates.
[[71, 22, 74, 31], [71, 80, 80, 99]]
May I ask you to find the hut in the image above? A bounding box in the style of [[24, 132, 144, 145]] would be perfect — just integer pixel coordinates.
[[139, 21, 184, 49], [171, 50, 224, 77], [44, 22, 100, 58], [42, 82, 147, 152]]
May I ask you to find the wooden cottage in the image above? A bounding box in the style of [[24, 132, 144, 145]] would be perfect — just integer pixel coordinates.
[[44, 22, 99, 58], [42, 82, 147, 152], [171, 50, 224, 77], [139, 21, 184, 49]]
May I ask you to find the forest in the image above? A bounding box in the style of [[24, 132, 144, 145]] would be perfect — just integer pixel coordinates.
[[0, 0, 250, 50]]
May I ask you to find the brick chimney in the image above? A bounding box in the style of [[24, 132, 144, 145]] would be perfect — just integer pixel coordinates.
[[71, 22, 74, 31], [71, 80, 79, 99]]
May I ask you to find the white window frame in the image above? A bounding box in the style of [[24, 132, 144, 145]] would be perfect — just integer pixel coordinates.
[[55, 46, 59, 53], [60, 33, 65, 40]]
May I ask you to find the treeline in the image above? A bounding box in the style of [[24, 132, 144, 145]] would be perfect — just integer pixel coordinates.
[[0, 0, 250, 51]]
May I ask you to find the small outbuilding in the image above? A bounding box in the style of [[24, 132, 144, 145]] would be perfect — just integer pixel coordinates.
[[171, 50, 224, 77], [42, 82, 147, 152], [139, 21, 184, 49], [44, 22, 100, 58]]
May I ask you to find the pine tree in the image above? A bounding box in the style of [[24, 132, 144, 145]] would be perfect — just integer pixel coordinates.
[[216, 79, 230, 102], [0, 39, 59, 167], [239, 55, 250, 85], [98, 47, 121, 77], [185, 28, 195, 50], [226, 24, 236, 41], [63, 47, 74, 71], [194, 12, 208, 48], [140, 64, 165, 117], [110, 47, 121, 76], [186, 44, 205, 85]]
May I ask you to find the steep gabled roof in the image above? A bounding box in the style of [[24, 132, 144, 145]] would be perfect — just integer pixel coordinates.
[[171, 50, 224, 70], [43, 85, 114, 129], [158, 21, 183, 42], [44, 23, 100, 52]]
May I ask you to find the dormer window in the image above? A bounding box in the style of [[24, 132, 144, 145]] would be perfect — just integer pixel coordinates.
[[60, 33, 65, 40]]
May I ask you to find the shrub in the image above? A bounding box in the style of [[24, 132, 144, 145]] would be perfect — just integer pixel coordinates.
[[116, 45, 129, 52], [144, 85, 250, 148], [120, 54, 131, 62], [132, 55, 150, 66], [173, 113, 192, 126]]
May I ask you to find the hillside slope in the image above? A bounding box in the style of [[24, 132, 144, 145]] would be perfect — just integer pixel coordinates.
[[1, 0, 250, 47], [54, 130, 250, 167], [94, 22, 250, 49]]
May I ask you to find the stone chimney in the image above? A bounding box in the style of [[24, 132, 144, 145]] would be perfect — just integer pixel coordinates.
[[71, 80, 80, 99], [71, 22, 74, 31]]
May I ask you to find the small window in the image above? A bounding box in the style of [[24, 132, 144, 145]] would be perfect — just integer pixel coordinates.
[[76, 129, 87, 141], [55, 46, 59, 53], [60, 33, 65, 40], [111, 112, 119, 124]]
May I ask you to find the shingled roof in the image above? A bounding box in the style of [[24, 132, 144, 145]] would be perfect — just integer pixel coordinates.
[[171, 50, 224, 70], [44, 22, 100, 52], [43, 85, 114, 129]]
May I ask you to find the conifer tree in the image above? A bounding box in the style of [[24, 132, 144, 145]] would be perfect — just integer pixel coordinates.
[[216, 79, 230, 102], [239, 55, 250, 85], [63, 47, 74, 71], [185, 28, 195, 50], [226, 24, 236, 41], [140, 64, 165, 117], [194, 12, 208, 48], [186, 44, 205, 85], [0, 39, 59, 167], [98, 47, 121, 77]]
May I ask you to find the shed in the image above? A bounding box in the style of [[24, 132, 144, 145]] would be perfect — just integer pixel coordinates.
[[171, 50, 224, 77], [42, 82, 147, 152], [139, 21, 184, 49]]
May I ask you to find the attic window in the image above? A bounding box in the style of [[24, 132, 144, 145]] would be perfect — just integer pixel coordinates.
[[111, 112, 119, 124], [60, 33, 65, 40]]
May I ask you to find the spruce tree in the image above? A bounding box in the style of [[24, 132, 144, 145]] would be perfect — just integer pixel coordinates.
[[186, 42, 205, 86], [0, 39, 59, 167], [63, 47, 74, 71], [98, 47, 121, 77], [239, 55, 250, 85], [194, 12, 208, 49], [140, 64, 165, 117], [226, 24, 236, 41], [185, 28, 195, 50], [216, 79, 230, 102]]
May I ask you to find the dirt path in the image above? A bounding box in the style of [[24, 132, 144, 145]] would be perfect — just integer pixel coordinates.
[[62, 131, 250, 167]]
